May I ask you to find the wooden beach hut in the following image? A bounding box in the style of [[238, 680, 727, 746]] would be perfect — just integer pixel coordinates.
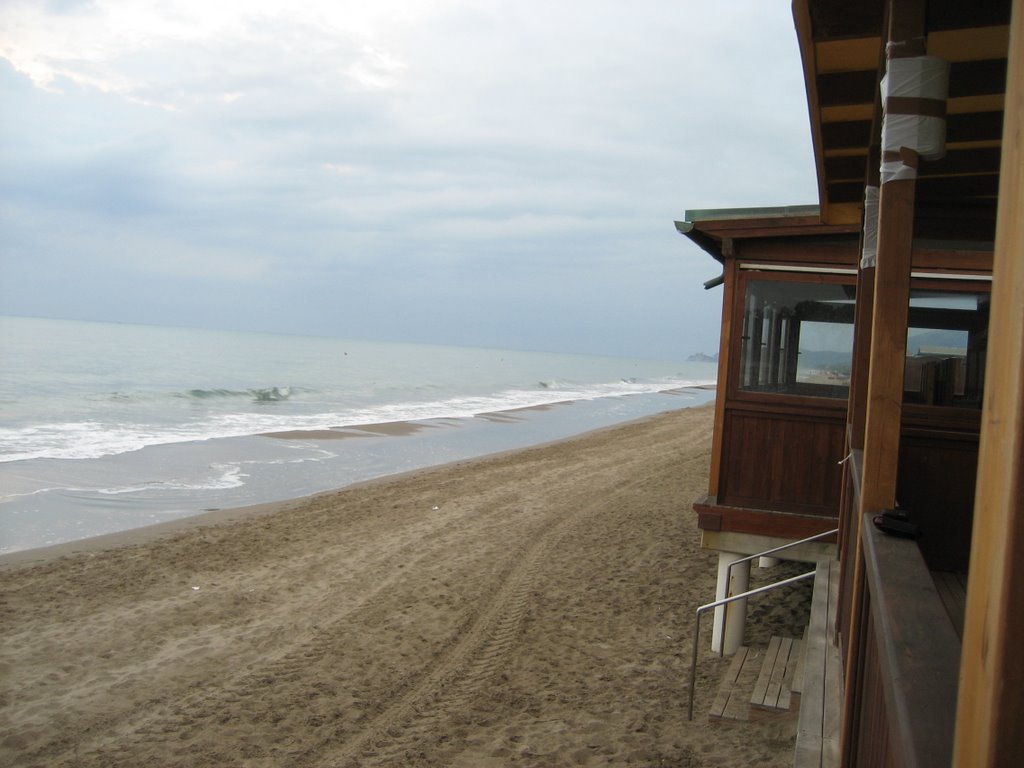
[[679, 1, 1022, 765]]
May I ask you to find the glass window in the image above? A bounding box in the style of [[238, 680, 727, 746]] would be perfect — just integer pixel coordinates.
[[903, 289, 988, 408], [737, 277, 856, 399]]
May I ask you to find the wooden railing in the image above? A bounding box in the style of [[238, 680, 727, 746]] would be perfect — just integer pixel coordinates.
[[845, 518, 961, 767]]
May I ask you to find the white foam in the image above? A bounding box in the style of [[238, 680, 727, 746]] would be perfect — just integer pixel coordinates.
[[1, 377, 713, 463]]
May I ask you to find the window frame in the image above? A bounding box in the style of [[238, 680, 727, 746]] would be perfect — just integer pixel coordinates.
[[727, 267, 858, 408]]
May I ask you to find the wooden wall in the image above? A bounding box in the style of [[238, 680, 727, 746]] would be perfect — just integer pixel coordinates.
[[896, 433, 979, 572], [718, 406, 847, 516]]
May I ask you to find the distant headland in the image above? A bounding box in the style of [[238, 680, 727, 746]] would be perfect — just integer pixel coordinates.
[[686, 352, 719, 363]]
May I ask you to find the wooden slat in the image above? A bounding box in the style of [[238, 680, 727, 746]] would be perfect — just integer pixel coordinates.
[[823, 560, 842, 767], [750, 636, 803, 712], [722, 648, 760, 721], [766, 637, 794, 708], [792, 625, 810, 695], [778, 638, 802, 711], [709, 646, 748, 719], [751, 636, 780, 707], [795, 560, 832, 768], [828, 560, 841, 646]]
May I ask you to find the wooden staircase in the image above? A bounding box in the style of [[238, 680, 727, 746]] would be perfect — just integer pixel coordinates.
[[709, 632, 806, 721]]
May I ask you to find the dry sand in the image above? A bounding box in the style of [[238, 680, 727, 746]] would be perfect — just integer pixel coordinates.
[[0, 404, 809, 766]]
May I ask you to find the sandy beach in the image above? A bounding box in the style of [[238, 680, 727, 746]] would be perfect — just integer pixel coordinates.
[[1, 404, 809, 767]]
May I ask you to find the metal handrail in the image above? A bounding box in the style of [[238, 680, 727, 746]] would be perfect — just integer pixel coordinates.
[[687, 568, 817, 720], [720, 527, 838, 655]]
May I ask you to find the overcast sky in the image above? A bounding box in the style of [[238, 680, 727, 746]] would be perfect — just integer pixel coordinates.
[[0, 0, 816, 361]]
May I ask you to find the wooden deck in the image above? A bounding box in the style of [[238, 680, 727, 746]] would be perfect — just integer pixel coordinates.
[[931, 570, 967, 640]]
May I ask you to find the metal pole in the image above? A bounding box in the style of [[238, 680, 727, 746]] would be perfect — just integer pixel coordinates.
[[688, 569, 816, 720], [689, 610, 702, 720], [721, 528, 837, 656]]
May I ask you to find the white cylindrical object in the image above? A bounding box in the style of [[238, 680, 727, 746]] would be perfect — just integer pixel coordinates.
[[861, 185, 880, 268], [879, 56, 950, 184], [712, 552, 751, 655]]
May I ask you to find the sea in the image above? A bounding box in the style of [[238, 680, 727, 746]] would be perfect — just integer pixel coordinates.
[[0, 316, 716, 554]]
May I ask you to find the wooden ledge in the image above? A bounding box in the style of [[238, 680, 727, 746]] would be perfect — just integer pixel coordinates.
[[694, 495, 839, 541], [862, 521, 961, 768]]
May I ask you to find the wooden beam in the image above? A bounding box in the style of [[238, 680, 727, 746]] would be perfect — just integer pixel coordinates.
[[848, 267, 875, 451], [954, 2, 1024, 765], [858, 0, 927, 516], [842, 2, 925, 763], [857, 176, 914, 514]]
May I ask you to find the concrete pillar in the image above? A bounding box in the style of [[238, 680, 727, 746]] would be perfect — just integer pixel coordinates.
[[712, 551, 751, 655], [759, 555, 781, 568]]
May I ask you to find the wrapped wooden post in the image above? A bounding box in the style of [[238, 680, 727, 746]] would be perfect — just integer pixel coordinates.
[[879, 54, 950, 184]]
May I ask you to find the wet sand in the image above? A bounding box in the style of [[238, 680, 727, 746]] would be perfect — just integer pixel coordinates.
[[0, 403, 809, 766]]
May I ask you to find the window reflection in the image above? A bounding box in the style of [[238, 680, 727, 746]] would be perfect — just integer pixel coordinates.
[[903, 290, 988, 408], [738, 278, 856, 399]]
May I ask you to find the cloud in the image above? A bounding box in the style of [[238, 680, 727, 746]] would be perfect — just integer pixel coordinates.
[[0, 0, 817, 359]]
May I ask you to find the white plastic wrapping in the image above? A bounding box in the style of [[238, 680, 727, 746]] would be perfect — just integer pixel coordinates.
[[861, 185, 879, 269], [879, 56, 950, 184]]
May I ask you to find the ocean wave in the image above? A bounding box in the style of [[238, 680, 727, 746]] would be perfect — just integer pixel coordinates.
[[182, 386, 293, 402], [93, 386, 300, 404], [94, 464, 248, 495], [0, 376, 714, 463]]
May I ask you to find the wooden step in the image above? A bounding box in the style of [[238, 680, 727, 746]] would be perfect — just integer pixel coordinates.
[[709, 646, 752, 721], [750, 635, 803, 712], [709, 637, 804, 721]]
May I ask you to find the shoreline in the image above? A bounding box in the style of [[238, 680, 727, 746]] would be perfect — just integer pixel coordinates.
[[0, 388, 716, 558], [0, 400, 709, 570], [0, 402, 806, 767]]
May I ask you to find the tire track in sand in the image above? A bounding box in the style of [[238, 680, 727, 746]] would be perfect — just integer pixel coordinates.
[[63, 496, 520, 768], [322, 501, 588, 767]]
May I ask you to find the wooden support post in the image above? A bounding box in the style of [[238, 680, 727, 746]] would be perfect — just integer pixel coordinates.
[[954, 1, 1024, 764], [840, 3, 926, 763], [857, 0, 926, 518], [858, 171, 914, 517]]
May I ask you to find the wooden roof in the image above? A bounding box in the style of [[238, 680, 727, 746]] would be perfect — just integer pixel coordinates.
[[793, 0, 1012, 243], [675, 206, 860, 264]]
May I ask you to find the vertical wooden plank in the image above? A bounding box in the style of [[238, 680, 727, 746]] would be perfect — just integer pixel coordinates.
[[792, 626, 809, 696], [707, 255, 737, 497], [954, 2, 1024, 765], [823, 632, 843, 767], [778, 638, 800, 711], [823, 560, 842, 766], [848, 268, 875, 452], [795, 561, 831, 766]]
